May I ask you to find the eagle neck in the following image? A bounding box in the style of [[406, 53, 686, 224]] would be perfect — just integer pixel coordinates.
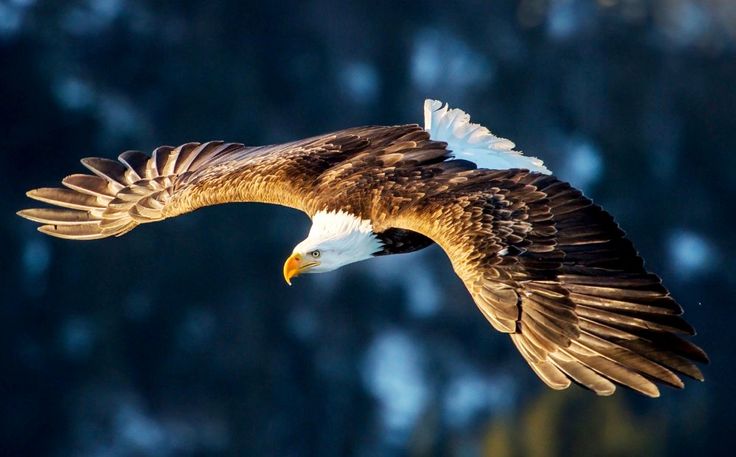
[[304, 210, 383, 260]]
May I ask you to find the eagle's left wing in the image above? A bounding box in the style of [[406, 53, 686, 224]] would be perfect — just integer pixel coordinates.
[[379, 169, 707, 397]]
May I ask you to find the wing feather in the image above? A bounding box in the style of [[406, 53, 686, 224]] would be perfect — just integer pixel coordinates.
[[27, 188, 110, 211], [118, 150, 149, 181], [17, 208, 98, 225]]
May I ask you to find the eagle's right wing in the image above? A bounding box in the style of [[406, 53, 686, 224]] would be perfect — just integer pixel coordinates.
[[18, 125, 427, 240], [380, 169, 707, 397]]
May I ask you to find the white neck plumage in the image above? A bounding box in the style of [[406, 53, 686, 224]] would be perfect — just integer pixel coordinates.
[[293, 210, 383, 272]]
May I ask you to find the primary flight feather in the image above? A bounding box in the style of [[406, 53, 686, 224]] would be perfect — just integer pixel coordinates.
[[18, 99, 707, 397]]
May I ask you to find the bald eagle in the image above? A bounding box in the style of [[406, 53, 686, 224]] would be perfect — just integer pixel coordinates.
[[18, 100, 707, 397]]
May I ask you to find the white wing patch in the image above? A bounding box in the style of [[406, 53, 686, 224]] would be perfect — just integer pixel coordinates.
[[423, 99, 551, 174]]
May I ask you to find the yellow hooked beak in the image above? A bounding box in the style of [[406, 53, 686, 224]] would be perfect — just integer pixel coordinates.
[[283, 253, 320, 285]]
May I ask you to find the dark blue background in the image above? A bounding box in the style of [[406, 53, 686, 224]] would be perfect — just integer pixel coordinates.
[[2, 1, 734, 455]]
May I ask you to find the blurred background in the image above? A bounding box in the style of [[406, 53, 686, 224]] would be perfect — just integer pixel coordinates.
[[2, 0, 735, 455]]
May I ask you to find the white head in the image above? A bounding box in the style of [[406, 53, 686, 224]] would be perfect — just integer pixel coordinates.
[[283, 210, 383, 284]]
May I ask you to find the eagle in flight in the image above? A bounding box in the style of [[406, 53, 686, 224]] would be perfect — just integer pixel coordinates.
[[18, 100, 707, 397]]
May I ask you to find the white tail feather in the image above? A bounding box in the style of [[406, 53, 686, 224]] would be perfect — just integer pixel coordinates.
[[423, 99, 551, 175]]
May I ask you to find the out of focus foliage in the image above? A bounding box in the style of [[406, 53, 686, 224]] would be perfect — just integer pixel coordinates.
[[2, 0, 734, 456]]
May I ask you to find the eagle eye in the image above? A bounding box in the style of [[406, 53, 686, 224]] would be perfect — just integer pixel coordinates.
[[310, 250, 321, 258]]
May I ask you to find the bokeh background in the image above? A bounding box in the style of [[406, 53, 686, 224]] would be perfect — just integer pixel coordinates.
[[2, 0, 735, 455]]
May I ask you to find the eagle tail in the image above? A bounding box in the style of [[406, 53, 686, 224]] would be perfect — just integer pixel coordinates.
[[18, 141, 242, 240], [423, 99, 551, 174]]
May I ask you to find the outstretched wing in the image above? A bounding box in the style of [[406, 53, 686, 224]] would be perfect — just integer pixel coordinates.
[[378, 169, 707, 397], [18, 125, 427, 239]]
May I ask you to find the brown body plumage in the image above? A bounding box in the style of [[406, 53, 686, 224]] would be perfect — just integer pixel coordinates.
[[18, 116, 707, 397]]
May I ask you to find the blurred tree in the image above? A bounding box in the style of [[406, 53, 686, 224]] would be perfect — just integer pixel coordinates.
[[2, 0, 733, 456]]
